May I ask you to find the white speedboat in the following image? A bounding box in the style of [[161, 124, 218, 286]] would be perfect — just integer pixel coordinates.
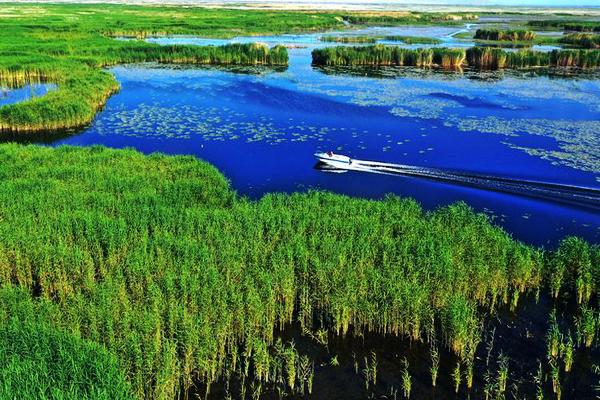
[[314, 151, 354, 169]]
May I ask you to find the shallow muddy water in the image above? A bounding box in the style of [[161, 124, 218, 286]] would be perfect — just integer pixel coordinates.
[[16, 25, 600, 246]]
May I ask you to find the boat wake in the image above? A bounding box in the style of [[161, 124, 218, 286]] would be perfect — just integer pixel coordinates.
[[314, 154, 600, 210]]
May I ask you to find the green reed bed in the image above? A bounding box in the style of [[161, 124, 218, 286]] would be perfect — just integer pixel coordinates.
[[529, 20, 600, 33], [466, 47, 600, 69], [383, 35, 443, 44], [342, 13, 477, 26], [313, 45, 600, 70], [0, 319, 133, 400], [312, 45, 467, 68], [99, 43, 289, 67], [320, 35, 442, 45], [320, 35, 379, 44], [559, 33, 600, 49], [0, 144, 596, 399], [0, 64, 119, 133], [474, 29, 537, 42]]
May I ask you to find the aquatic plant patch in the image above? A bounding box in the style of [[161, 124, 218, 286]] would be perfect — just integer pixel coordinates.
[[313, 45, 600, 70], [474, 29, 536, 42], [0, 144, 597, 399]]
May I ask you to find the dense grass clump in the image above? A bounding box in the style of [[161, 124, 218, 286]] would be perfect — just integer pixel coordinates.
[[559, 33, 600, 49], [0, 144, 560, 399], [320, 35, 442, 45], [474, 29, 536, 41], [383, 35, 443, 44], [466, 47, 600, 69], [321, 35, 379, 44], [529, 20, 600, 33], [342, 13, 477, 26], [312, 45, 600, 70], [312, 45, 467, 68], [0, 319, 133, 400]]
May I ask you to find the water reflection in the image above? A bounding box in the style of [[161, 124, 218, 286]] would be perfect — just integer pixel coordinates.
[[0, 83, 57, 107]]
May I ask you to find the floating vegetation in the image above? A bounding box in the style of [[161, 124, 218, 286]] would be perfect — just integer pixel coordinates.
[[454, 117, 600, 175], [474, 29, 536, 42], [92, 100, 336, 145]]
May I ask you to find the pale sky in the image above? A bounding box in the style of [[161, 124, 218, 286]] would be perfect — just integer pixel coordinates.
[[15, 0, 600, 8], [212, 0, 600, 7]]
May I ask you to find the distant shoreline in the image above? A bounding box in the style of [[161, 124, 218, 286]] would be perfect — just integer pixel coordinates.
[[6, 0, 600, 15]]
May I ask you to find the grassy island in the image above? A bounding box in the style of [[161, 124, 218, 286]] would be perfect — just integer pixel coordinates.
[[0, 144, 596, 399], [320, 35, 443, 45], [321, 35, 379, 44], [312, 45, 600, 70], [383, 35, 443, 44], [529, 20, 600, 33], [559, 33, 600, 49], [474, 29, 537, 42], [342, 13, 478, 26]]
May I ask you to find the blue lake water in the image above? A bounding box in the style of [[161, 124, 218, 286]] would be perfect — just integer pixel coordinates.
[[0, 83, 56, 107], [32, 27, 600, 246]]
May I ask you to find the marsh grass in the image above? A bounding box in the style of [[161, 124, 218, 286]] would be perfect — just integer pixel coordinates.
[[312, 45, 467, 69], [0, 144, 562, 399], [0, 4, 331, 133], [560, 33, 600, 49], [474, 29, 536, 41], [529, 20, 600, 33], [0, 43, 287, 133], [401, 358, 411, 399], [342, 13, 477, 26], [313, 45, 600, 70], [320, 35, 442, 45], [384, 36, 443, 45], [0, 319, 133, 399], [466, 47, 600, 69], [321, 35, 379, 44]]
